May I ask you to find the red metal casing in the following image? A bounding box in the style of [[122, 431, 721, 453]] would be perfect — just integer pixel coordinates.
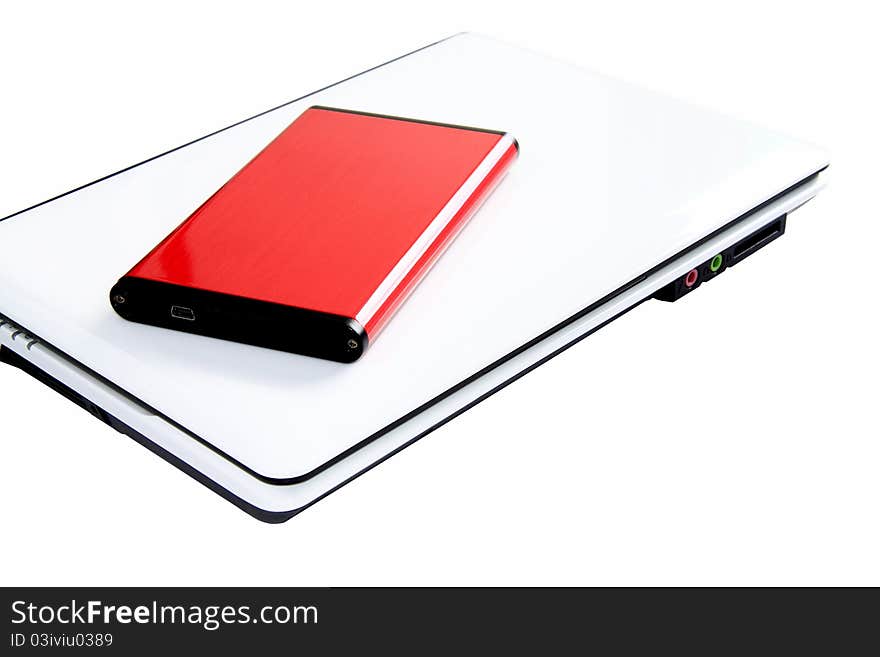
[[112, 106, 518, 361]]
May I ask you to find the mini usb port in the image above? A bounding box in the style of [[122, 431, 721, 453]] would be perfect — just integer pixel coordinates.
[[170, 305, 196, 321]]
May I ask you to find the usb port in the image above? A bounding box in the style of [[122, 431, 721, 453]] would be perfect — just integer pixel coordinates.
[[170, 305, 196, 321]]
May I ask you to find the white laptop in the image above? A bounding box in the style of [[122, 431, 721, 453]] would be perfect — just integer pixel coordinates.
[[0, 34, 828, 521]]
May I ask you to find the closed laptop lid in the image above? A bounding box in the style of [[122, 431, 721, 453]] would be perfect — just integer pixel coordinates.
[[0, 33, 827, 481]]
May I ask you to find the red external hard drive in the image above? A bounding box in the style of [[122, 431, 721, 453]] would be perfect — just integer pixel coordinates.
[[110, 106, 518, 362]]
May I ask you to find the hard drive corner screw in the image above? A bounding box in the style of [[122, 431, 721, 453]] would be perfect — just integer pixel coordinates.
[[347, 339, 359, 350], [113, 294, 126, 304]]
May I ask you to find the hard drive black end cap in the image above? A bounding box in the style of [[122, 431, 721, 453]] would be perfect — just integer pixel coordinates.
[[339, 319, 369, 363], [109, 278, 133, 318]]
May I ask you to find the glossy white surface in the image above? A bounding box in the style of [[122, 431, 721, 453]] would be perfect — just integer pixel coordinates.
[[0, 173, 824, 514], [0, 34, 827, 482]]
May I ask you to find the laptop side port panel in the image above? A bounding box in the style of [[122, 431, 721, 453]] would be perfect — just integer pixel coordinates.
[[653, 214, 787, 302]]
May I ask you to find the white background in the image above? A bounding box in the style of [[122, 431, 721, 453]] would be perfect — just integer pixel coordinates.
[[1, 1, 877, 586]]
